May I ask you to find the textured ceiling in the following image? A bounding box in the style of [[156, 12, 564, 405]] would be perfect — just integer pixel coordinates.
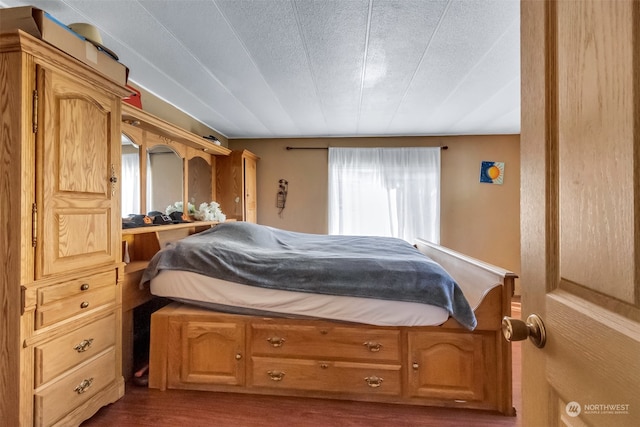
[[0, 0, 520, 138]]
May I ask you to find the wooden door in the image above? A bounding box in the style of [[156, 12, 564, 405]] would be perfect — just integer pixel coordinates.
[[520, 1, 640, 426], [36, 65, 121, 278]]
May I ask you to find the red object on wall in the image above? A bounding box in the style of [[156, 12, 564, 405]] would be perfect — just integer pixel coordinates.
[[123, 85, 142, 108]]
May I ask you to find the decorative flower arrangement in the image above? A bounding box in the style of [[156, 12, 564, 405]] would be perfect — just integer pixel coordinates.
[[194, 201, 226, 222], [166, 200, 226, 222], [165, 201, 196, 216]]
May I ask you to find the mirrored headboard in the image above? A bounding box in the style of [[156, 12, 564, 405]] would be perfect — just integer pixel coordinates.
[[121, 103, 230, 221]]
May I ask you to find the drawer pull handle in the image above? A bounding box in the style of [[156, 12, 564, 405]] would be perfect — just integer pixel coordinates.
[[80, 283, 90, 291], [363, 341, 382, 352], [74, 377, 94, 394], [266, 336, 285, 348], [267, 370, 285, 381], [80, 301, 90, 309], [412, 362, 419, 370], [364, 376, 384, 388], [235, 353, 242, 360], [74, 338, 94, 353], [320, 363, 329, 369]]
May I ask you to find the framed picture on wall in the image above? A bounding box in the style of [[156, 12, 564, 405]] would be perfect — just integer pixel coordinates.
[[480, 161, 504, 184]]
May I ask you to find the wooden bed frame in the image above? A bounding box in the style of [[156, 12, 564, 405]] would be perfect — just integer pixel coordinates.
[[148, 239, 517, 415]]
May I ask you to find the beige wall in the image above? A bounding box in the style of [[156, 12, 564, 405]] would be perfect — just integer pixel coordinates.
[[230, 135, 521, 293]]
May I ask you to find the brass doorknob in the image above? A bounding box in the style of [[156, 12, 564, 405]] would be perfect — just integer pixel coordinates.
[[502, 314, 546, 348]]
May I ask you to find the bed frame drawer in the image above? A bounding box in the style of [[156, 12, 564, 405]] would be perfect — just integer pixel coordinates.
[[250, 323, 401, 362], [250, 356, 401, 396]]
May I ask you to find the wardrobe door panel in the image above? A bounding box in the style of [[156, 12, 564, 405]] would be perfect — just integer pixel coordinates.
[[36, 65, 120, 278]]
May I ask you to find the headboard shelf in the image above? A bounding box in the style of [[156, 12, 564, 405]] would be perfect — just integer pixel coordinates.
[[122, 103, 230, 156], [122, 220, 220, 235]]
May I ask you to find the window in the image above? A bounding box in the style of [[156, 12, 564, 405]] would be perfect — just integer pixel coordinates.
[[121, 134, 140, 217], [328, 147, 440, 244]]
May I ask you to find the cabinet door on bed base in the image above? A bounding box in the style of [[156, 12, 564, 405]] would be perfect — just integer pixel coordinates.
[[407, 331, 492, 404], [167, 319, 246, 387]]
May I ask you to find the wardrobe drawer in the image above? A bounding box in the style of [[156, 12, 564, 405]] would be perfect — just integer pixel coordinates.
[[34, 313, 116, 387], [36, 273, 117, 329], [251, 324, 400, 362], [34, 349, 116, 427], [251, 357, 401, 396], [38, 271, 115, 305]]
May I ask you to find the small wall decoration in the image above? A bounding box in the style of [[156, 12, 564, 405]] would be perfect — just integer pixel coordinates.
[[480, 161, 504, 184], [276, 179, 288, 218]]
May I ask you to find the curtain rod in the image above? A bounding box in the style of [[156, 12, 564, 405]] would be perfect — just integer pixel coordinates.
[[285, 146, 448, 150]]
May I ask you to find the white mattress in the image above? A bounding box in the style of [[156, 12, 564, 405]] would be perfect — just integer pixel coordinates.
[[150, 270, 450, 327]]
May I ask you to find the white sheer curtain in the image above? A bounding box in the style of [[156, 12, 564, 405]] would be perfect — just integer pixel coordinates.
[[121, 153, 140, 216], [328, 147, 440, 244]]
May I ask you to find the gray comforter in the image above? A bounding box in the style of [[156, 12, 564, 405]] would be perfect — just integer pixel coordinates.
[[141, 222, 477, 330]]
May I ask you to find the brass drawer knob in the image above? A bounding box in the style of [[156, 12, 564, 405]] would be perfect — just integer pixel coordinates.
[[74, 377, 94, 394], [235, 353, 242, 360], [80, 301, 90, 309], [74, 338, 94, 353], [266, 336, 285, 348], [412, 362, 419, 370], [363, 341, 382, 352], [364, 376, 384, 388], [80, 283, 90, 291], [267, 370, 285, 381]]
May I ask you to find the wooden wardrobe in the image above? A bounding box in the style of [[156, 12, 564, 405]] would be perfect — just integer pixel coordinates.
[[0, 31, 129, 426]]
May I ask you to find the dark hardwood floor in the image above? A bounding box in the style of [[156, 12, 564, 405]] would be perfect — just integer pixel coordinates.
[[82, 301, 521, 427]]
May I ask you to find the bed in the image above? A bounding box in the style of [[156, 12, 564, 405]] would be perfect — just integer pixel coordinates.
[[144, 222, 516, 415]]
